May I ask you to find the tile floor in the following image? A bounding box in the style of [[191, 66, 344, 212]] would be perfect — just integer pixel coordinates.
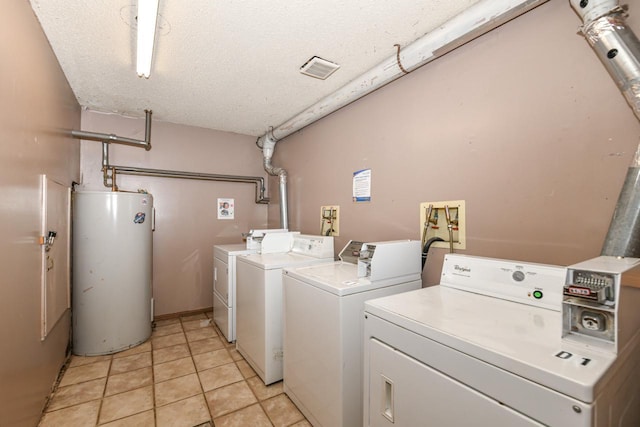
[[39, 312, 310, 427]]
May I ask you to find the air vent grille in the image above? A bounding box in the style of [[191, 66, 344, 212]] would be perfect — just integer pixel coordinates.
[[300, 56, 340, 80]]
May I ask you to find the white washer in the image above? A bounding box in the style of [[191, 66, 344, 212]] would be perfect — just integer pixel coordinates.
[[283, 240, 422, 427], [213, 244, 256, 342], [363, 254, 640, 427], [236, 235, 334, 385], [213, 229, 294, 342]]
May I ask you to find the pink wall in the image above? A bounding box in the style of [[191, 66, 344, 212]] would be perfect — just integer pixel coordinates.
[[268, 0, 640, 284], [14, 0, 640, 423], [78, 111, 268, 316], [0, 3, 80, 426]]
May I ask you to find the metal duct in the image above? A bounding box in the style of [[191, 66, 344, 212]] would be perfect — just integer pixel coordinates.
[[259, 132, 289, 229], [570, 0, 640, 257], [602, 147, 640, 256], [571, 3, 640, 120], [256, 0, 549, 230]]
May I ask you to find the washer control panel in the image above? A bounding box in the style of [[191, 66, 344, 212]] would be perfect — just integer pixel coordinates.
[[440, 254, 566, 311]]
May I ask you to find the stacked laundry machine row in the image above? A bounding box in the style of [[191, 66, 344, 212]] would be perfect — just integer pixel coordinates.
[[213, 228, 291, 343], [235, 232, 336, 385], [216, 228, 640, 427], [213, 233, 424, 427]]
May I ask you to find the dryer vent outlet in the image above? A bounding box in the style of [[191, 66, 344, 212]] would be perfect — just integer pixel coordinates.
[[300, 56, 340, 80]]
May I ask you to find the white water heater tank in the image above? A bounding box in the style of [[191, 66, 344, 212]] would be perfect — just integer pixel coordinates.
[[72, 191, 153, 356]]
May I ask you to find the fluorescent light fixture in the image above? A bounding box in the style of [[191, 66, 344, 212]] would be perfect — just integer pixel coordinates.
[[136, 0, 159, 78]]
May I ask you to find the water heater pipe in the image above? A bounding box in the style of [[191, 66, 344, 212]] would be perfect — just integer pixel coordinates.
[[98, 141, 269, 203], [570, 0, 640, 257], [255, 0, 549, 230], [72, 110, 153, 150], [74, 111, 269, 203]]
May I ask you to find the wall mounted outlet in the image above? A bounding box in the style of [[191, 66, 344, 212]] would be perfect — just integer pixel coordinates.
[[320, 205, 340, 236], [419, 200, 466, 250]]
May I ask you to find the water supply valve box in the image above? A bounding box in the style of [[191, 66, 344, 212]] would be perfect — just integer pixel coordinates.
[[562, 256, 640, 354], [419, 200, 466, 251]]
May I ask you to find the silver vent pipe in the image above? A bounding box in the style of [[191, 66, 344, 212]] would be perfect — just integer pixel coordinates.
[[602, 147, 640, 257], [257, 132, 289, 229], [570, 0, 640, 257]]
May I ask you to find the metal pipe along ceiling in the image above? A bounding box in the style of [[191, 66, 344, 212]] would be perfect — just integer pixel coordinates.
[[72, 110, 153, 150], [256, 0, 549, 230], [570, 0, 640, 257], [72, 111, 269, 204], [108, 164, 269, 204]]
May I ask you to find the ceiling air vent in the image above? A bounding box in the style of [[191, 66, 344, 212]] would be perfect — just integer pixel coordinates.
[[300, 56, 340, 80]]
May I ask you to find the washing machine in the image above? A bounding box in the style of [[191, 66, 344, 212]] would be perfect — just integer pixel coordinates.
[[235, 234, 334, 385], [363, 254, 640, 427], [282, 240, 422, 427], [213, 229, 290, 342]]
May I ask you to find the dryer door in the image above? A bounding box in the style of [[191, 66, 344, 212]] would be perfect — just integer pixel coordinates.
[[367, 338, 543, 427]]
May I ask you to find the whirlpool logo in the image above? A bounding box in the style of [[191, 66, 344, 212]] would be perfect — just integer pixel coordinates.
[[454, 265, 471, 273]]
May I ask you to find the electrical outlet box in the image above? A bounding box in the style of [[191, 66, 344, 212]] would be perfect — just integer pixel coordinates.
[[320, 205, 340, 237], [419, 200, 466, 250]]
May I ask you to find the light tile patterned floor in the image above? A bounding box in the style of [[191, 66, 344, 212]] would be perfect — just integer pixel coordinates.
[[38, 312, 311, 427]]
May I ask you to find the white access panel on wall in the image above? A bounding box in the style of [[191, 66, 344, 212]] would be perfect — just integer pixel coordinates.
[[40, 175, 71, 340]]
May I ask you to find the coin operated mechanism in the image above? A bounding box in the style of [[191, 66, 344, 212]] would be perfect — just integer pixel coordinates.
[[562, 256, 640, 354], [357, 240, 421, 281]]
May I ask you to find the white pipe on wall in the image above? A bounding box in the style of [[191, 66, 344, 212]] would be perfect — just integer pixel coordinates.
[[257, 0, 549, 144], [256, 0, 549, 229]]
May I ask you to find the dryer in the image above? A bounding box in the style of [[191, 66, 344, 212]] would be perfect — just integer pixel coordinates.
[[283, 240, 422, 427], [212, 229, 291, 342], [236, 234, 334, 385], [213, 244, 254, 343], [363, 254, 640, 426]]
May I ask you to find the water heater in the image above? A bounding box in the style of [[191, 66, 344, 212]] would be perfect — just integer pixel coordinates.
[[72, 191, 153, 356]]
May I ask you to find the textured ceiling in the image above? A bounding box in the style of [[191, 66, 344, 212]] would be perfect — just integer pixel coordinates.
[[30, 0, 481, 137]]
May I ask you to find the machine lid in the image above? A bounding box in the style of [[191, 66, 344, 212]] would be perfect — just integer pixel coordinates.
[[238, 252, 334, 270], [284, 262, 420, 296], [214, 243, 256, 257], [364, 285, 617, 403], [290, 234, 335, 259]]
